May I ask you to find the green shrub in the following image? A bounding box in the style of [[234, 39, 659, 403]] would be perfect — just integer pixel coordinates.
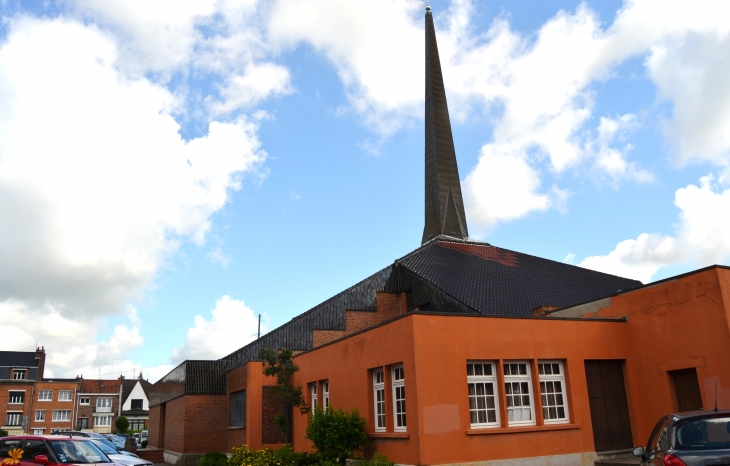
[[197, 451, 228, 466], [361, 452, 396, 466], [306, 407, 368, 462], [0, 429, 8, 437], [115, 416, 129, 434], [141, 440, 148, 449]]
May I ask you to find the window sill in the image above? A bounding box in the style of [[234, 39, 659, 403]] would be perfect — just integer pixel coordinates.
[[368, 433, 409, 439], [228, 426, 245, 430], [466, 423, 580, 435]]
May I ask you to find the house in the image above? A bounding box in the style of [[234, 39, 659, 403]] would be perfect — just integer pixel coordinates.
[[0, 348, 82, 435], [75, 377, 123, 433], [148, 6, 730, 466], [121, 378, 151, 431]]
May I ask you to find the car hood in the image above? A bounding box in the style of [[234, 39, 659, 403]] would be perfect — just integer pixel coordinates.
[[106, 454, 152, 466]]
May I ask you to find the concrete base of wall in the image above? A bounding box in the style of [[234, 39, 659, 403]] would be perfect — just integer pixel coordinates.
[[163, 450, 204, 466], [435, 452, 600, 466]]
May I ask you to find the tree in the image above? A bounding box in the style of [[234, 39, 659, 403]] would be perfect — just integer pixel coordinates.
[[137, 371, 144, 380], [306, 407, 368, 462], [258, 348, 309, 443], [115, 415, 129, 434]]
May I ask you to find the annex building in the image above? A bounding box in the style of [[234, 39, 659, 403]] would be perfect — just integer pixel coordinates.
[[148, 6, 730, 466]]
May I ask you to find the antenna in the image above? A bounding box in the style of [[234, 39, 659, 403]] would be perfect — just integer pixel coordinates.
[[715, 382, 719, 413], [258, 314, 261, 339]]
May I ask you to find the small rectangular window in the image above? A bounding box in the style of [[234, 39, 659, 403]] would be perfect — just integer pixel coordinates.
[[35, 410, 45, 422], [373, 369, 385, 432], [538, 361, 569, 424], [466, 361, 500, 428], [130, 399, 143, 410], [58, 391, 72, 401], [504, 361, 535, 426], [31, 429, 45, 435], [6, 413, 22, 426], [94, 415, 112, 426], [392, 365, 406, 432], [8, 391, 24, 404], [323, 380, 330, 411], [52, 410, 71, 422], [230, 390, 246, 426], [12, 370, 27, 380], [38, 390, 53, 401], [79, 397, 90, 405]]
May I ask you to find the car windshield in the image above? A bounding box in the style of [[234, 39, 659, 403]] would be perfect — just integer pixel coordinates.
[[90, 441, 116, 456], [675, 416, 730, 450], [48, 440, 111, 464]]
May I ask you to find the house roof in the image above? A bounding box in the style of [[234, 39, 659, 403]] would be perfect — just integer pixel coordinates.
[[394, 239, 642, 317], [80, 378, 121, 394], [0, 351, 40, 367], [121, 378, 152, 405]]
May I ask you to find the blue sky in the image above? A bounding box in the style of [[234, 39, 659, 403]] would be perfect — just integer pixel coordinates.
[[1, 0, 729, 381]]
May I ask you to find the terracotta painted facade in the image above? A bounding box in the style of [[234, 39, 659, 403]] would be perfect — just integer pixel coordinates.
[[148, 266, 730, 465]]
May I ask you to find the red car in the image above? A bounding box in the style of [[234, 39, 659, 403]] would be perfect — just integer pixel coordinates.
[[0, 435, 123, 466]]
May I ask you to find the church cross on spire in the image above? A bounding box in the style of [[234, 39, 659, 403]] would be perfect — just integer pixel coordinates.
[[422, 5, 469, 244]]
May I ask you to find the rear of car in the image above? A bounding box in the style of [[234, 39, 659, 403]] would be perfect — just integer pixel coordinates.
[[634, 410, 730, 465]]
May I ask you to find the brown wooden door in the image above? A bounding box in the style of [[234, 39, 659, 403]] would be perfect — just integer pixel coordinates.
[[670, 368, 703, 412], [585, 360, 633, 452]]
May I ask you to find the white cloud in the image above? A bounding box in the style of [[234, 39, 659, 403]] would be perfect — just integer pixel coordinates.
[[208, 62, 293, 115], [591, 114, 653, 183], [206, 247, 232, 268], [172, 295, 265, 362], [0, 17, 265, 377], [580, 174, 730, 282]]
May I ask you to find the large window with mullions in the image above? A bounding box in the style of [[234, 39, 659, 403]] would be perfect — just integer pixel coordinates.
[[466, 361, 500, 428], [538, 361, 569, 424], [503, 361, 536, 426]]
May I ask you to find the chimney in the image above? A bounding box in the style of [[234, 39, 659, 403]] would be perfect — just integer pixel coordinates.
[[35, 346, 46, 380]]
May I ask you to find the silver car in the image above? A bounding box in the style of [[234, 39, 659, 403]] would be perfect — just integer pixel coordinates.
[[633, 409, 730, 465], [89, 439, 152, 466]]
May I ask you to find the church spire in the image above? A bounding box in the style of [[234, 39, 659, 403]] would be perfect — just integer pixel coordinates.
[[422, 5, 469, 244]]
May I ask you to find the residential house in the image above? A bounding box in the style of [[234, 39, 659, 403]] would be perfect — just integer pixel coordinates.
[[75, 377, 123, 433], [30, 378, 81, 434], [121, 378, 151, 431]]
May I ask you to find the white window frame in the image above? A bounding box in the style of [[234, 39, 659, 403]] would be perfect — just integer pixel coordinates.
[[538, 361, 569, 424], [310, 383, 318, 412], [373, 369, 385, 432], [35, 410, 46, 422], [79, 397, 90, 405], [8, 391, 24, 404], [32, 429, 45, 435], [503, 361, 536, 426], [58, 390, 73, 402], [13, 370, 27, 380], [6, 412, 22, 426], [392, 364, 406, 432], [38, 390, 53, 401], [96, 397, 113, 412], [52, 410, 71, 422], [94, 415, 112, 427], [323, 380, 330, 411], [466, 361, 501, 428]]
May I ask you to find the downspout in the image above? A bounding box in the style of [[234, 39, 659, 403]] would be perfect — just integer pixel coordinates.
[[28, 383, 34, 435]]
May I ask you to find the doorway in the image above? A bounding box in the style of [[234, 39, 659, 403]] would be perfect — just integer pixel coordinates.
[[670, 368, 703, 412], [585, 360, 633, 452]]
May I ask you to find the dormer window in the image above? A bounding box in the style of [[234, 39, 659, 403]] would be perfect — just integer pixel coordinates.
[[12, 370, 27, 380]]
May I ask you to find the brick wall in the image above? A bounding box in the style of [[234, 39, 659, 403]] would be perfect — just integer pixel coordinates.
[[227, 365, 248, 394], [183, 395, 228, 454], [148, 405, 161, 447], [226, 428, 246, 452], [312, 292, 408, 348], [164, 396, 185, 454], [261, 386, 286, 444], [0, 382, 34, 433], [32, 380, 79, 432]]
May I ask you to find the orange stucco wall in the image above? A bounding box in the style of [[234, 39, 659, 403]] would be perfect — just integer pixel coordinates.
[[292, 313, 633, 464], [574, 266, 730, 444]]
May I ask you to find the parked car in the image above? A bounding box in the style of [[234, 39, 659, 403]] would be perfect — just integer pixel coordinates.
[[0, 434, 122, 466], [633, 409, 730, 465], [88, 439, 152, 466], [101, 435, 126, 452]]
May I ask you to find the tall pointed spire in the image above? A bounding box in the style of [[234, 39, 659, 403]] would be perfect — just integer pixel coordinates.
[[422, 5, 469, 244]]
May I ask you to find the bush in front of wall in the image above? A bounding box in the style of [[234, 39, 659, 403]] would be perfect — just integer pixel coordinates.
[[360, 452, 396, 466], [197, 451, 228, 466], [305, 407, 368, 462]]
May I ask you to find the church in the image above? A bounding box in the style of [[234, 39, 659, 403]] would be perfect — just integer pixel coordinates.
[[148, 6, 730, 466]]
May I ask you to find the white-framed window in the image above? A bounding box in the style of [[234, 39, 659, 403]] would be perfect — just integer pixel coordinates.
[[38, 390, 53, 401], [35, 410, 46, 422], [12, 370, 27, 380], [538, 361, 569, 424], [310, 383, 318, 412], [323, 380, 330, 411], [79, 397, 90, 405], [32, 429, 45, 435], [6, 412, 22, 426], [96, 398, 112, 412], [373, 369, 385, 432], [392, 365, 406, 432], [466, 361, 500, 428], [8, 391, 24, 404], [504, 361, 535, 426], [94, 415, 112, 427], [52, 410, 71, 422], [58, 391, 72, 402]]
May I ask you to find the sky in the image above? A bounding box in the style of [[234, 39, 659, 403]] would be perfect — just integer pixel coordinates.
[[1, 0, 730, 383]]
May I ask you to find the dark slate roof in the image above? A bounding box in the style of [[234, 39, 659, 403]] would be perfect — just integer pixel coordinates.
[[121, 378, 152, 405], [0, 351, 40, 367], [80, 378, 121, 394], [150, 360, 227, 406], [393, 239, 642, 317]]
